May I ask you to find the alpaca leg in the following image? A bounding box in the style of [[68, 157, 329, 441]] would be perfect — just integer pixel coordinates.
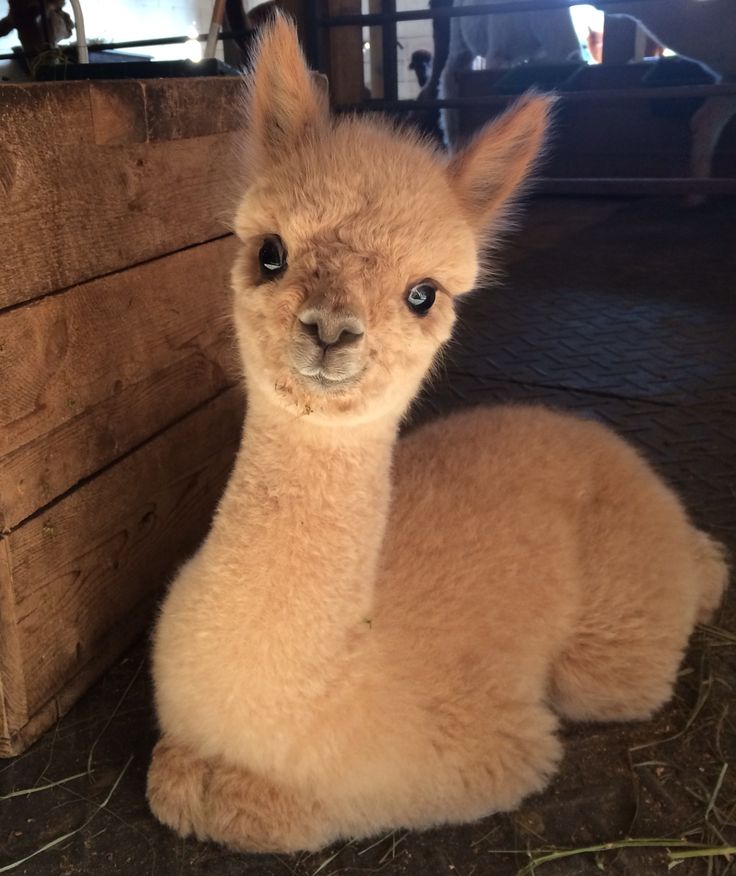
[[552, 528, 728, 723], [200, 758, 328, 852], [363, 701, 563, 829], [550, 632, 685, 723], [692, 530, 729, 624], [148, 701, 561, 850], [468, 702, 563, 814], [549, 563, 690, 723], [147, 737, 211, 838], [147, 737, 329, 852]]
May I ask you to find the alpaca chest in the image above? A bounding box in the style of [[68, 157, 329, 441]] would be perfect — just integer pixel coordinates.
[[151, 554, 370, 773]]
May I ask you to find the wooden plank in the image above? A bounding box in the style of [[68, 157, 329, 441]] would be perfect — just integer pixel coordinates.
[[0, 78, 246, 310], [8, 387, 244, 718], [89, 81, 148, 146], [141, 79, 247, 142], [3, 595, 156, 757], [324, 0, 365, 104], [368, 0, 384, 99], [0, 133, 242, 310], [0, 236, 240, 531], [87, 78, 246, 146], [0, 538, 28, 756]]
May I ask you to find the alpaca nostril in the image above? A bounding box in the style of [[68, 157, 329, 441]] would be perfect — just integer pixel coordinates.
[[300, 319, 323, 347], [332, 326, 364, 349], [298, 311, 365, 351]]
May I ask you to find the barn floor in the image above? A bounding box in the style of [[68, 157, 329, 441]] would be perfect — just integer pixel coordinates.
[[2, 195, 735, 876]]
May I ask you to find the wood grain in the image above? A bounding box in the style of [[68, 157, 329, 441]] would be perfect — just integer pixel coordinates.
[[0, 538, 28, 756], [324, 0, 365, 104], [0, 78, 247, 310], [0, 78, 249, 756], [9, 386, 243, 717], [2, 594, 157, 757], [0, 236, 240, 530], [142, 78, 246, 142], [368, 0, 384, 99]]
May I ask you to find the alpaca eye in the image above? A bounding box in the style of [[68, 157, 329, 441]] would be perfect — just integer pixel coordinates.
[[258, 235, 286, 278], [406, 281, 436, 315]]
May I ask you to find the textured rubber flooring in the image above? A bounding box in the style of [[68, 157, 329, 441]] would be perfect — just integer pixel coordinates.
[[1, 196, 734, 876], [413, 197, 736, 543]]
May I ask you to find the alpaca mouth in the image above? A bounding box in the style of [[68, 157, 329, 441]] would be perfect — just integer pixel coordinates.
[[295, 367, 359, 391]]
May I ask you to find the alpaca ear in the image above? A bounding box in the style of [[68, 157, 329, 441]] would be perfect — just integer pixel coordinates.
[[447, 94, 553, 235], [246, 14, 328, 164], [311, 71, 330, 105]]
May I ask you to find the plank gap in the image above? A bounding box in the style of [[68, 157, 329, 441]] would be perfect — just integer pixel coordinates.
[[6, 382, 243, 536]]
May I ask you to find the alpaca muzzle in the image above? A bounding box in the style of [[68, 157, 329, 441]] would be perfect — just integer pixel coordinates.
[[291, 308, 367, 387]]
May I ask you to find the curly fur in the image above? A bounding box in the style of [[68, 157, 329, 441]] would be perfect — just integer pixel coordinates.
[[147, 15, 729, 852]]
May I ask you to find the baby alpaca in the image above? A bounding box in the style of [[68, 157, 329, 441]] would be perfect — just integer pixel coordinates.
[[147, 16, 729, 852]]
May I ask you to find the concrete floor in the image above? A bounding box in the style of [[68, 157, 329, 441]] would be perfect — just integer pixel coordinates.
[[2, 196, 735, 875]]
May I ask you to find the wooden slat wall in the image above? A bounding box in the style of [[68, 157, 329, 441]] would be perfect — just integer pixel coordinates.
[[0, 538, 28, 755], [0, 388, 242, 755], [0, 78, 247, 755], [0, 78, 245, 310], [11, 387, 243, 721], [0, 236, 240, 530]]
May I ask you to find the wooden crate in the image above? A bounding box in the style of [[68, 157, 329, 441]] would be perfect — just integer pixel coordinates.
[[0, 78, 246, 756]]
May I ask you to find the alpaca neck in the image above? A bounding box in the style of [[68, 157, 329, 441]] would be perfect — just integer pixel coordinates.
[[210, 386, 397, 664]]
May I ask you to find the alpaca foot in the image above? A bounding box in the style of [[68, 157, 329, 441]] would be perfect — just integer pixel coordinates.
[[551, 641, 680, 722], [202, 760, 327, 853], [147, 737, 211, 838], [420, 704, 562, 826], [147, 737, 329, 852], [482, 704, 562, 811]]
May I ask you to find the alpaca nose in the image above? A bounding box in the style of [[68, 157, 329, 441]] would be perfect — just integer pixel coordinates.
[[298, 309, 365, 351]]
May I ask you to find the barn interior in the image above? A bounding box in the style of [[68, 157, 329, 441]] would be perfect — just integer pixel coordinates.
[[1, 2, 735, 874]]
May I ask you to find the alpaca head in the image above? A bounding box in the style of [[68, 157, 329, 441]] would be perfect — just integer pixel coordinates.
[[232, 15, 551, 425]]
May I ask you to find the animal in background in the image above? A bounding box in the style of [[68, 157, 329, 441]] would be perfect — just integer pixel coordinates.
[[0, 0, 72, 73], [441, 0, 582, 148], [409, 48, 432, 87], [586, 26, 603, 63], [146, 15, 728, 853], [406, 0, 453, 144], [223, 0, 278, 64], [596, 0, 736, 187], [597, 0, 735, 80]]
